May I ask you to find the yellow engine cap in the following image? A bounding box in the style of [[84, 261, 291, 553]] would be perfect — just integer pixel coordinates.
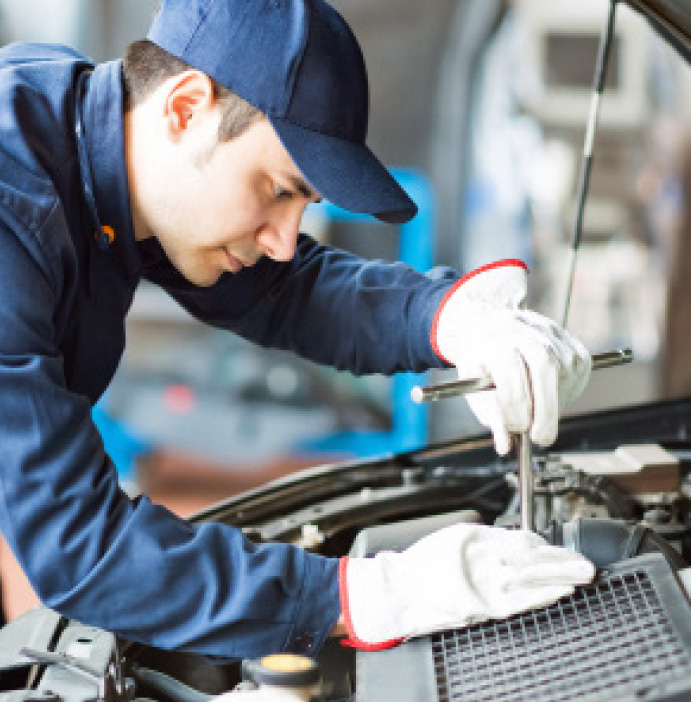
[[253, 654, 319, 687]]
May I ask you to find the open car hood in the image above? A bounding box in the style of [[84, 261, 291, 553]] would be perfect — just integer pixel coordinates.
[[626, 0, 691, 60]]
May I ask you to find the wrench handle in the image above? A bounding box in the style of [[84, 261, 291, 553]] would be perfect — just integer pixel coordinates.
[[410, 348, 633, 403]]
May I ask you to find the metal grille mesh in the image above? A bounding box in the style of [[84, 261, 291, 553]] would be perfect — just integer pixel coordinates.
[[432, 570, 691, 702]]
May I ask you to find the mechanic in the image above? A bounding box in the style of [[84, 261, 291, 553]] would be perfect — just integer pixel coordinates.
[[0, 0, 595, 658]]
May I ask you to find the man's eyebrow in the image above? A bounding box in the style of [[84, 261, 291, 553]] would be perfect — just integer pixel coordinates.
[[284, 173, 322, 202]]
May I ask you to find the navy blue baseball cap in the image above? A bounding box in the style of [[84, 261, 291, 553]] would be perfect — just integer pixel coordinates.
[[147, 0, 417, 224]]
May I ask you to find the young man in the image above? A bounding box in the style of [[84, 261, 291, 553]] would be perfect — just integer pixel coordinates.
[[0, 0, 593, 658]]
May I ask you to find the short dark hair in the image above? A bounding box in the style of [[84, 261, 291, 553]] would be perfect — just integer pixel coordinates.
[[122, 39, 262, 142]]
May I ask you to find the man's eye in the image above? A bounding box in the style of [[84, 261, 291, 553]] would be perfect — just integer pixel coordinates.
[[273, 183, 293, 200]]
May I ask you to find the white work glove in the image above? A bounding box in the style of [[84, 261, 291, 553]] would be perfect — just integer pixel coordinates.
[[432, 259, 591, 455], [339, 523, 595, 650]]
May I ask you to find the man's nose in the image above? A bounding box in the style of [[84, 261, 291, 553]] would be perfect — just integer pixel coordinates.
[[258, 207, 303, 262]]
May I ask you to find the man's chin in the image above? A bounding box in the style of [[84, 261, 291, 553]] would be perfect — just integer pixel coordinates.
[[181, 268, 225, 288]]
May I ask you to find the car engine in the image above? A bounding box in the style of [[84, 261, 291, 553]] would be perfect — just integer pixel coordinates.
[[0, 399, 690, 702]]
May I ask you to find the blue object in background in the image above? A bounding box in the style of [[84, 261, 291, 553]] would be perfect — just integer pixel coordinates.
[[302, 168, 436, 457], [92, 394, 152, 486]]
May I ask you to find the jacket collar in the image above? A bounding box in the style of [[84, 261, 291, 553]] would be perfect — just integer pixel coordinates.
[[80, 60, 142, 280]]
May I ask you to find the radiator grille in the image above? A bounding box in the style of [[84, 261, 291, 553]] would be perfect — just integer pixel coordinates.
[[432, 569, 691, 702]]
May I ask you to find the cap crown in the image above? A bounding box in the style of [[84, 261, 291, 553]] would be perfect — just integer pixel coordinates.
[[147, 0, 369, 143]]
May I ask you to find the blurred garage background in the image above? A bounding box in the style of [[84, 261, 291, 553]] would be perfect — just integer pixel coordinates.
[[3, 0, 691, 614]]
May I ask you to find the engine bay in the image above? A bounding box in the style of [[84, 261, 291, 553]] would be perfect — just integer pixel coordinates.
[[0, 399, 690, 702]]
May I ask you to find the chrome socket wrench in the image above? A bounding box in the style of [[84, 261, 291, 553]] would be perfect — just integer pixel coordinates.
[[410, 348, 633, 531]]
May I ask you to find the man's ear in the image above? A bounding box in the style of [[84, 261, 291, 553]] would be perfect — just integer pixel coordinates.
[[163, 70, 216, 139]]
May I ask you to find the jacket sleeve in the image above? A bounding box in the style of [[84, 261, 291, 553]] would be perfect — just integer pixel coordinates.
[[0, 211, 340, 660], [143, 234, 458, 374]]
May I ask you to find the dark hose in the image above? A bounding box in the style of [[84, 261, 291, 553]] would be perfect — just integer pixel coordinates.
[[130, 665, 213, 702], [543, 517, 687, 570]]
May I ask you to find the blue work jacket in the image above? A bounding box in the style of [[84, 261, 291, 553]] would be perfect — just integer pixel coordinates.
[[0, 43, 456, 659]]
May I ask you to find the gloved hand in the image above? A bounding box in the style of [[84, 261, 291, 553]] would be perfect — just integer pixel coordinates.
[[431, 259, 591, 455], [339, 523, 595, 650]]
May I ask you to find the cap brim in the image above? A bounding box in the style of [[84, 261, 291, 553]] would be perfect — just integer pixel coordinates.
[[269, 117, 417, 225]]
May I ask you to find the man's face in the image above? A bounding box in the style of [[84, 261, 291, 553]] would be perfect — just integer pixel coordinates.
[[133, 106, 321, 287]]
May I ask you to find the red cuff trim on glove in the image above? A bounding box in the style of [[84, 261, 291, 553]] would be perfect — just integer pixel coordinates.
[[430, 258, 529, 363], [337, 556, 405, 652]]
